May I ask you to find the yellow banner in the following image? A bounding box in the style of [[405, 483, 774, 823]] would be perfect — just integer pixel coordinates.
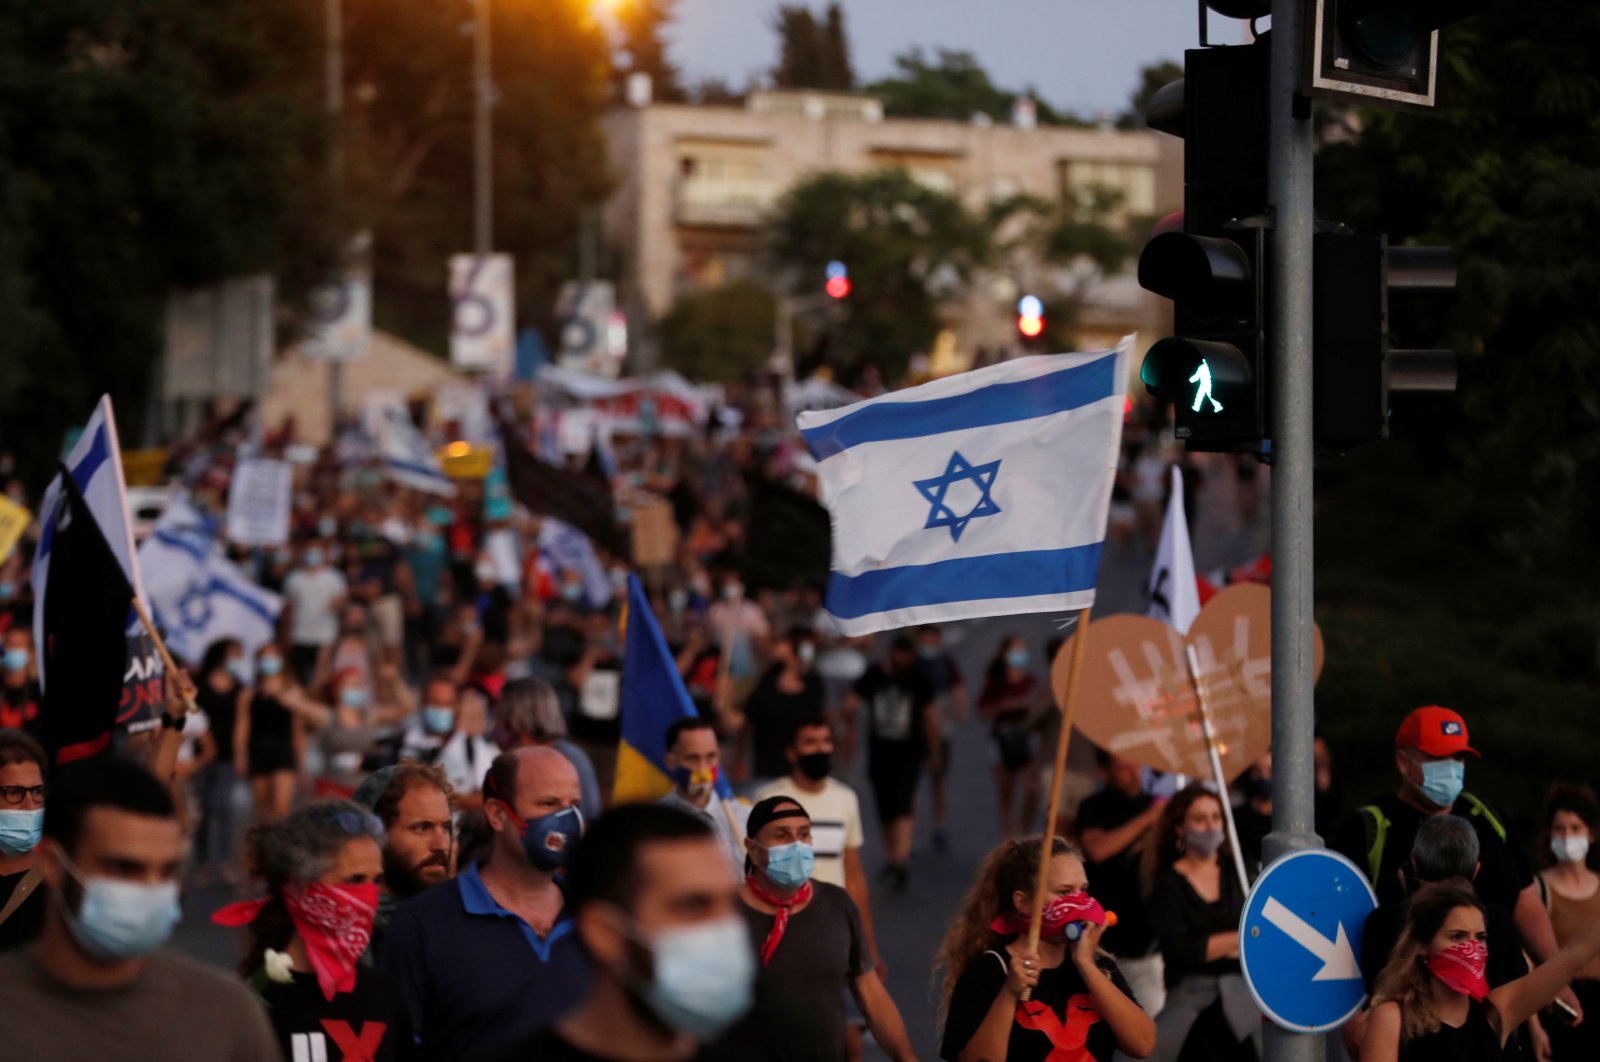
[[122, 448, 169, 487], [0, 495, 30, 562]]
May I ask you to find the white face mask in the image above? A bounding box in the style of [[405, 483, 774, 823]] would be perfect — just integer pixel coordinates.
[[1552, 835, 1591, 865], [631, 913, 755, 1038]]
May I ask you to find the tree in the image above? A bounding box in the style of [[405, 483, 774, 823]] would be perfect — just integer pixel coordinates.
[[768, 169, 990, 377], [771, 3, 852, 91], [866, 48, 1085, 126], [657, 280, 776, 383], [614, 0, 686, 103], [1119, 59, 1183, 129], [0, 0, 330, 482]]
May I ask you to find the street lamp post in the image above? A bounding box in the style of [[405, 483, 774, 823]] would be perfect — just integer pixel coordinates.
[[326, 0, 345, 433], [474, 0, 493, 258]]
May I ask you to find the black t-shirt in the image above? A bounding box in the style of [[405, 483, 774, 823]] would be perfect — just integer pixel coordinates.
[[701, 882, 873, 1062], [854, 665, 933, 756], [0, 869, 45, 952], [1328, 793, 1533, 911], [940, 945, 1138, 1062], [195, 679, 239, 753], [1149, 864, 1246, 987], [257, 967, 417, 1062], [1398, 1000, 1521, 1062], [478, 1028, 621, 1062], [1361, 897, 1527, 996], [744, 666, 825, 779], [0, 679, 41, 735], [1075, 787, 1156, 957]]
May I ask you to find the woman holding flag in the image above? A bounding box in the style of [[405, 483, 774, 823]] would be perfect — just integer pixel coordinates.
[[938, 836, 1154, 1061]]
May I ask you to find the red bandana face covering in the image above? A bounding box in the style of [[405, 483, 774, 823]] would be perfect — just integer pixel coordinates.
[[215, 883, 380, 1001], [1427, 939, 1489, 1001], [990, 891, 1109, 938], [745, 875, 814, 966]]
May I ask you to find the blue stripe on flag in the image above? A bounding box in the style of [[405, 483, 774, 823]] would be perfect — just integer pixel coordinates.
[[801, 353, 1118, 460], [387, 457, 452, 483], [71, 424, 112, 491], [207, 577, 279, 626], [825, 543, 1103, 620]]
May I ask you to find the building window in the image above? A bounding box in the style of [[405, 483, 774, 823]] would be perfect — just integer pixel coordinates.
[[1059, 160, 1156, 217], [676, 141, 774, 213]]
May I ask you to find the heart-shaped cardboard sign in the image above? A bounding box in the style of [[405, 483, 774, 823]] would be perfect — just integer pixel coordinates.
[[1050, 583, 1324, 782]]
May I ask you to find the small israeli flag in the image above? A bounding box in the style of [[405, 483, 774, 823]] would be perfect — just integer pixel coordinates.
[[368, 399, 457, 497], [798, 337, 1131, 635]]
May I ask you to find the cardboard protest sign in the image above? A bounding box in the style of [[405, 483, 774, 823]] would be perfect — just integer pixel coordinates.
[[1052, 584, 1324, 782], [226, 458, 292, 546], [631, 500, 678, 569]]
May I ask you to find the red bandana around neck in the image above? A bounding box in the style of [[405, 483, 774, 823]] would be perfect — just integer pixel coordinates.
[[990, 891, 1109, 938], [1427, 939, 1489, 1001], [214, 882, 380, 1001], [745, 874, 814, 966]]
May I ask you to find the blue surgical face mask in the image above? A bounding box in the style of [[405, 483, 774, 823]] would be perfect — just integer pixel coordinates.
[[304, 549, 324, 568], [225, 658, 247, 682], [3, 648, 29, 672], [55, 848, 182, 961], [560, 582, 584, 603], [512, 805, 583, 872], [1418, 758, 1465, 808], [1006, 648, 1030, 669], [634, 913, 756, 1038], [760, 841, 815, 889], [0, 582, 14, 601], [423, 706, 455, 735], [0, 808, 43, 856], [341, 687, 368, 709], [257, 656, 283, 678]]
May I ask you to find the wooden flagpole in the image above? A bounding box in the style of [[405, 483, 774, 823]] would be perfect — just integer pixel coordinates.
[[130, 596, 198, 715], [1184, 643, 1251, 895], [1021, 605, 1093, 1001]]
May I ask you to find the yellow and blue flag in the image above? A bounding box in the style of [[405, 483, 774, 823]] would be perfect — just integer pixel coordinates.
[[613, 573, 734, 803]]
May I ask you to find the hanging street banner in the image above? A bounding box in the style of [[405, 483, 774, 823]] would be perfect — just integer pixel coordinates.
[[450, 253, 515, 372], [301, 268, 373, 362]]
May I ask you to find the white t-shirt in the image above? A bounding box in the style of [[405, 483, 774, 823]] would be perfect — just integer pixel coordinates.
[[283, 567, 347, 647], [439, 732, 501, 796], [754, 775, 863, 889], [177, 710, 211, 766]]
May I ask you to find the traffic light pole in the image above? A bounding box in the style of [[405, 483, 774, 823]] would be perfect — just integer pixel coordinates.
[[1264, 0, 1321, 1058]]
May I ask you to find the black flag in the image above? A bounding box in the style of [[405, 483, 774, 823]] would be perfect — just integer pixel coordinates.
[[497, 414, 623, 556]]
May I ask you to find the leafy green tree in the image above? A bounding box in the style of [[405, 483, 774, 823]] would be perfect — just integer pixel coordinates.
[[657, 280, 777, 383], [768, 169, 990, 377], [0, 0, 330, 481], [771, 3, 852, 91], [865, 48, 1085, 126], [1119, 59, 1183, 129], [614, 0, 686, 103]]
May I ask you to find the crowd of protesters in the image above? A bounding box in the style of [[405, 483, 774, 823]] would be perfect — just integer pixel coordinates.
[[0, 400, 1597, 1061]]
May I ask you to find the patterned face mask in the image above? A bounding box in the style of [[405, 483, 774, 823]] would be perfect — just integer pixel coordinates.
[[1427, 938, 1489, 1001]]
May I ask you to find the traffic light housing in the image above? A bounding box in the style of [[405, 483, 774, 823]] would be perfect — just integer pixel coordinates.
[[1137, 39, 1271, 452], [1312, 232, 1457, 448], [1304, 0, 1489, 110]]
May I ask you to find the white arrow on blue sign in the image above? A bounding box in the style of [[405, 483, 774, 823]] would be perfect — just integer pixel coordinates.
[[1239, 847, 1378, 1034]]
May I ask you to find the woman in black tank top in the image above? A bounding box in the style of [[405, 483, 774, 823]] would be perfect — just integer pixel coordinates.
[[238, 645, 303, 825], [1363, 881, 1600, 1062]]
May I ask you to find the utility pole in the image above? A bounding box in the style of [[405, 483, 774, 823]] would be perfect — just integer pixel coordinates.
[[1263, 1, 1320, 1059], [326, 0, 345, 435], [474, 0, 493, 258]]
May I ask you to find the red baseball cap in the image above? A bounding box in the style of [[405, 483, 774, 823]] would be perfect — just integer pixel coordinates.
[[1396, 706, 1479, 758]]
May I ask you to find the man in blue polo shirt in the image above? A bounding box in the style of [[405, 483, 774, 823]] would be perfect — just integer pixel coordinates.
[[380, 746, 590, 1059]]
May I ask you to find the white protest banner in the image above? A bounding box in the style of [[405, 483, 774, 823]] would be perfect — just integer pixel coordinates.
[[449, 253, 515, 372], [226, 458, 293, 546]]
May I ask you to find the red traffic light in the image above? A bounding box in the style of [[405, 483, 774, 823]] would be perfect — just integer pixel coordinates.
[[825, 275, 851, 299], [1018, 314, 1044, 338]]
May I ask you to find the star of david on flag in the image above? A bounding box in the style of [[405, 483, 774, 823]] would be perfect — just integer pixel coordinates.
[[915, 452, 1002, 542], [797, 337, 1133, 635]]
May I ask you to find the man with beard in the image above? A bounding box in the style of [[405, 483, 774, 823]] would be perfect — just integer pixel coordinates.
[[482, 803, 756, 1062], [355, 761, 456, 958]]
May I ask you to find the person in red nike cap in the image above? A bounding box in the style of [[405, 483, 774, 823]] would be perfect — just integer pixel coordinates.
[[1330, 706, 1583, 1026]]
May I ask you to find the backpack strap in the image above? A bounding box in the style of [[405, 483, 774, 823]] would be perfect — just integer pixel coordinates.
[[1359, 804, 1391, 885], [1535, 872, 1550, 910], [0, 865, 42, 926], [1458, 791, 1508, 842]]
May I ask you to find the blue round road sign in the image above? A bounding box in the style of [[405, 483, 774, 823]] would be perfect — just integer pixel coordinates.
[[1239, 848, 1377, 1034]]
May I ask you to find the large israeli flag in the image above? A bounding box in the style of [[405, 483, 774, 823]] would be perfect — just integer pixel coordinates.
[[32, 395, 147, 692], [368, 399, 457, 497], [137, 496, 282, 668], [798, 338, 1131, 635]]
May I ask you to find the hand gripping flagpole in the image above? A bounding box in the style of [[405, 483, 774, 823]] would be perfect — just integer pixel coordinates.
[[1021, 605, 1093, 1002], [1185, 643, 1251, 895]]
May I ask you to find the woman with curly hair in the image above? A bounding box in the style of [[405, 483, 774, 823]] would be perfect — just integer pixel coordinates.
[[1363, 879, 1600, 1061], [213, 800, 415, 1061], [1140, 783, 1257, 1062], [937, 835, 1154, 1062]]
